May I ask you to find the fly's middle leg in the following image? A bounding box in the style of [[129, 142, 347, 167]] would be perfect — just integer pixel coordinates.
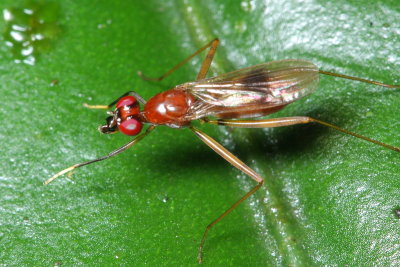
[[137, 38, 219, 82], [190, 126, 264, 264]]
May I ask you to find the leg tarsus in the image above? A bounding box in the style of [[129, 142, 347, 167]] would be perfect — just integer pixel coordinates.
[[198, 181, 263, 264], [319, 70, 400, 89], [137, 70, 162, 81]]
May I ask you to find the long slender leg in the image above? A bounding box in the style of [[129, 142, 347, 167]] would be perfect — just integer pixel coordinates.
[[138, 38, 219, 81], [83, 91, 147, 110], [202, 117, 400, 152], [44, 126, 156, 185], [319, 70, 399, 89], [196, 39, 219, 80], [189, 126, 264, 264]]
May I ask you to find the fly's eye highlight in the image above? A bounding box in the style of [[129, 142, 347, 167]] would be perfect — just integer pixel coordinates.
[[116, 96, 137, 109], [118, 118, 143, 136]]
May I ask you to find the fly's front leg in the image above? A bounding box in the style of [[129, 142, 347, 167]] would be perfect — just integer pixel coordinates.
[[189, 127, 264, 264], [83, 91, 146, 110], [138, 38, 219, 82], [44, 125, 156, 185], [202, 117, 400, 152]]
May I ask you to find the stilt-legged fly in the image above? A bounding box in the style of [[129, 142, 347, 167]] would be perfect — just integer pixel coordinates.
[[45, 39, 399, 263]]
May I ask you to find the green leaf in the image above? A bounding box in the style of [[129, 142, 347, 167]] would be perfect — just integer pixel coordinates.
[[0, 0, 399, 266]]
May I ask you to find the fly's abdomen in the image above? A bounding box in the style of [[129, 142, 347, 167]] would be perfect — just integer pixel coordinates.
[[264, 59, 320, 103]]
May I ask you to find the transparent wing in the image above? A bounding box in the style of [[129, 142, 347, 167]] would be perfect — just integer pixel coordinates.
[[177, 59, 319, 119]]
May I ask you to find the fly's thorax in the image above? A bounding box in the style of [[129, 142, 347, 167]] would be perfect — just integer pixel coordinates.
[[143, 89, 196, 127]]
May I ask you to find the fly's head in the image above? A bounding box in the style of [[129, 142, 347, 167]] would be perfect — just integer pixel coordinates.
[[99, 96, 144, 136]]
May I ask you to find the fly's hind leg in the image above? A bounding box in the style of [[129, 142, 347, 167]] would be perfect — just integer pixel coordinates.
[[202, 116, 400, 152], [319, 70, 399, 89], [138, 38, 219, 82], [83, 91, 147, 110], [195, 115, 399, 261]]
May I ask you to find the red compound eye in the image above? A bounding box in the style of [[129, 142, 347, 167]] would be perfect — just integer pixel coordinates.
[[116, 96, 137, 109], [118, 118, 143, 136]]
